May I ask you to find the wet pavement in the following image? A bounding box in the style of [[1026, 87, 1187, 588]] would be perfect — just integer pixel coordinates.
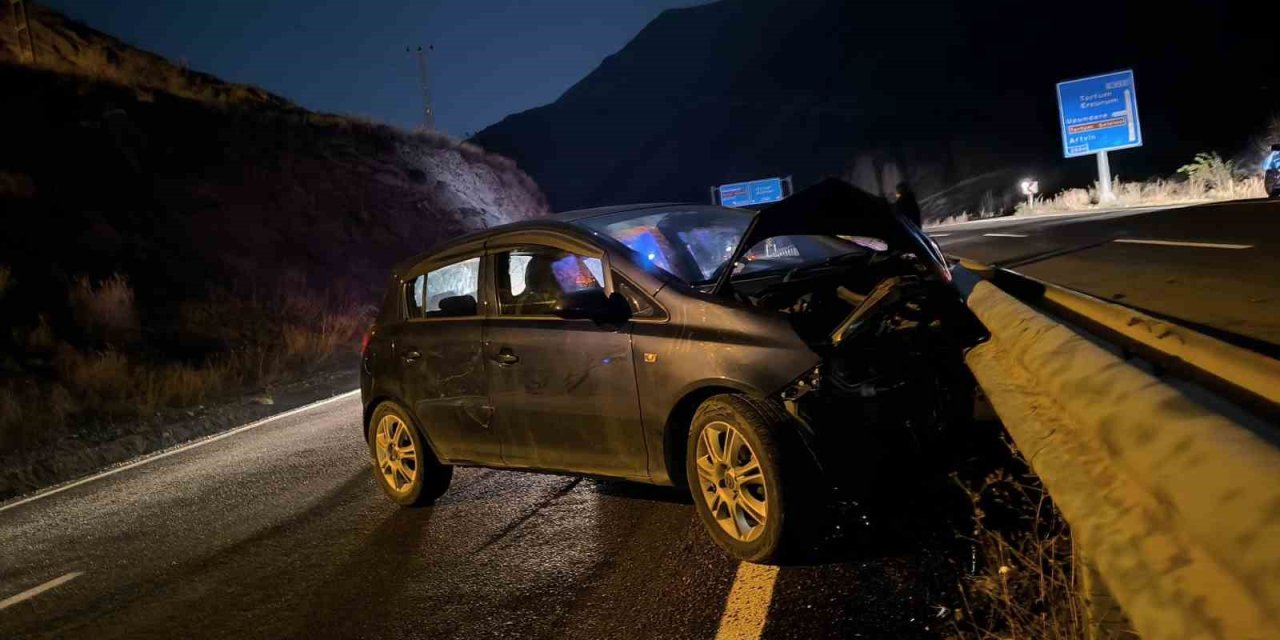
[[0, 394, 969, 639]]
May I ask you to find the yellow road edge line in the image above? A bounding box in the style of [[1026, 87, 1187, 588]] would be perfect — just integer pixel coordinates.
[[715, 562, 780, 640]]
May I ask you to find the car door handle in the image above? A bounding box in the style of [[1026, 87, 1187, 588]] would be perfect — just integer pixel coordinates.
[[402, 348, 422, 363], [492, 350, 519, 365]]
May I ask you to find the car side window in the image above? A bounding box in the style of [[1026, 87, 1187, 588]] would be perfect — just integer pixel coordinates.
[[613, 273, 660, 319], [405, 256, 481, 319], [495, 247, 603, 316]]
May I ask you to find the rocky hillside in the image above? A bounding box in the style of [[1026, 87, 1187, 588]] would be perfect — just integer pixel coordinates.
[[0, 3, 548, 305], [0, 4, 547, 489], [472, 0, 1279, 218]]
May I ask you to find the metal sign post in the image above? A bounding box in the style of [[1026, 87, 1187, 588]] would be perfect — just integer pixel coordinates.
[[1056, 70, 1143, 203], [1097, 150, 1114, 202]]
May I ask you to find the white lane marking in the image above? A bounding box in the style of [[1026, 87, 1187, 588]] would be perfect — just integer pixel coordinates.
[[0, 389, 361, 515], [983, 232, 1029, 238], [715, 563, 779, 640], [929, 233, 952, 237], [0, 572, 83, 610], [1113, 238, 1253, 250]]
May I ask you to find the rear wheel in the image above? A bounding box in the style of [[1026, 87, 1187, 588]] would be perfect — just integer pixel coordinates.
[[686, 394, 817, 563], [368, 402, 452, 506]]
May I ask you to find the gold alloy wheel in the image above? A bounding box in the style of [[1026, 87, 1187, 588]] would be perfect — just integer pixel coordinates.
[[694, 420, 768, 542], [374, 413, 418, 494]]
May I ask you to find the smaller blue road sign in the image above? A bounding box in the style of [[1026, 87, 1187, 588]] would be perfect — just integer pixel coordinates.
[[718, 177, 786, 207], [1056, 70, 1143, 158]]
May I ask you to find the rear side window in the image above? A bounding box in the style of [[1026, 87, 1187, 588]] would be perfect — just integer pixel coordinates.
[[405, 257, 480, 318]]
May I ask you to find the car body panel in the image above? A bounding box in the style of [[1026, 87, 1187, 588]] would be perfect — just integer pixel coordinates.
[[361, 180, 958, 488], [485, 316, 648, 477], [391, 317, 498, 463], [631, 287, 820, 483]]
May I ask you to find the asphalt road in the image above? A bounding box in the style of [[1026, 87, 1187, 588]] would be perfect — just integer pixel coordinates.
[[929, 198, 1280, 348], [10, 199, 1265, 639], [0, 392, 967, 640]]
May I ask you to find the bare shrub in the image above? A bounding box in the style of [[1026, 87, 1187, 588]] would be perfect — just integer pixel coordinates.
[[1178, 152, 1236, 194], [140, 363, 227, 414], [953, 455, 1086, 639], [1015, 188, 1091, 215], [69, 274, 140, 347], [0, 172, 36, 198], [21, 315, 58, 353], [56, 349, 134, 413], [0, 381, 75, 451]]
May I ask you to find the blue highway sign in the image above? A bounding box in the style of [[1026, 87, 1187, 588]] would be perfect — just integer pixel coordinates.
[[718, 177, 785, 207], [1056, 70, 1143, 158]]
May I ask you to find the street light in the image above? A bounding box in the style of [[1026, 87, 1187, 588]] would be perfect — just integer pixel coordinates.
[[1019, 178, 1039, 208]]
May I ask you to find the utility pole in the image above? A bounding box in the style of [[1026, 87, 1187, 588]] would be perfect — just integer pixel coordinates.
[[8, 0, 35, 64], [407, 45, 434, 130]]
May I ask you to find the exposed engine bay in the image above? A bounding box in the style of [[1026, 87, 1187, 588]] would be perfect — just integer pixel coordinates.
[[731, 243, 983, 499]]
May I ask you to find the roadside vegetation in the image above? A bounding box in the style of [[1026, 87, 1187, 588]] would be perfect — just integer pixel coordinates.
[[1014, 151, 1266, 216], [0, 269, 369, 456], [949, 445, 1086, 639]]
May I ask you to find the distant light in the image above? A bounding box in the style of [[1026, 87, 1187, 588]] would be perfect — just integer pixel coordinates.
[[647, 252, 656, 261]]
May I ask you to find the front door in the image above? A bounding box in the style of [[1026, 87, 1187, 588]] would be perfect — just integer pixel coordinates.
[[397, 254, 500, 463], [484, 243, 648, 478]]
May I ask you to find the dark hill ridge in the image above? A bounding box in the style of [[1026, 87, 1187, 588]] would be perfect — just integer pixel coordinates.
[[472, 0, 1280, 218]]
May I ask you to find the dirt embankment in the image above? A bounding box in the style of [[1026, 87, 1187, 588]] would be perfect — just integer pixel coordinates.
[[0, 4, 549, 499]]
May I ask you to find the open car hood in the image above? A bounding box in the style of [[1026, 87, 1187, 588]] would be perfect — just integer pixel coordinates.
[[711, 178, 952, 295]]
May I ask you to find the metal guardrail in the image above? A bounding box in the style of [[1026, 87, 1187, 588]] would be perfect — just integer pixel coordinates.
[[957, 265, 1280, 640]]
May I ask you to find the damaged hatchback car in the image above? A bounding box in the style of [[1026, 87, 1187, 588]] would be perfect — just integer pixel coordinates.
[[360, 179, 984, 562]]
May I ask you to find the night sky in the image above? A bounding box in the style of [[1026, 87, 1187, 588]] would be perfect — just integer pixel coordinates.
[[42, 0, 710, 137]]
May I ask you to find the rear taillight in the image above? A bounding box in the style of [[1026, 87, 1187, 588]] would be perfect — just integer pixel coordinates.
[[360, 327, 374, 356]]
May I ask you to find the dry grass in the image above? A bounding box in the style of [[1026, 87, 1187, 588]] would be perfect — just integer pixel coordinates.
[[0, 274, 370, 454], [951, 452, 1086, 639], [68, 274, 139, 348], [0, 381, 74, 451], [139, 362, 230, 414], [1017, 151, 1266, 216]]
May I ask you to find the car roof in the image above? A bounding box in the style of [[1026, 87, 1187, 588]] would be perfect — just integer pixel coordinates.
[[393, 202, 738, 275]]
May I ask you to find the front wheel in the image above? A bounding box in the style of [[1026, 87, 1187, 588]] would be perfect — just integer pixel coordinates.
[[368, 402, 452, 506], [686, 394, 817, 563]]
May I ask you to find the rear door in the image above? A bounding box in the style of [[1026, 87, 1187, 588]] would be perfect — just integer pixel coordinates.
[[396, 249, 500, 463], [482, 232, 648, 478]]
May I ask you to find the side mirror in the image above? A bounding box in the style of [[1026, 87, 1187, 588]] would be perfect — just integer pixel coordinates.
[[553, 289, 631, 324], [437, 294, 477, 317]]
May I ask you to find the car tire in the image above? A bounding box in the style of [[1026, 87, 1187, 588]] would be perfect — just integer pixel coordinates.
[[367, 401, 453, 507], [686, 394, 818, 563]]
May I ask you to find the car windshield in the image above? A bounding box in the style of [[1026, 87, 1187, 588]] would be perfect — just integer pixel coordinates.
[[1268, 151, 1280, 171], [576, 207, 865, 285]]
